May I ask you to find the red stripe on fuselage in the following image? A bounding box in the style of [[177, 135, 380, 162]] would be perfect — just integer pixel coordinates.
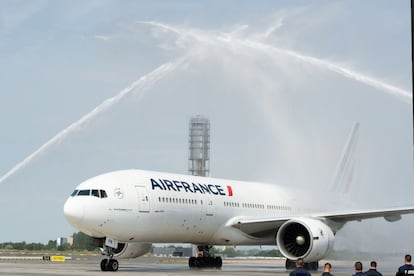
[[227, 185, 233, 196]]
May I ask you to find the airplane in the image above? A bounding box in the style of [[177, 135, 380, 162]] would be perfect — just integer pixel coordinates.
[[63, 123, 414, 272]]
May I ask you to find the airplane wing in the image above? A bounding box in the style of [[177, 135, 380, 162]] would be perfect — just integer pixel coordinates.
[[314, 206, 414, 222], [230, 206, 414, 238]]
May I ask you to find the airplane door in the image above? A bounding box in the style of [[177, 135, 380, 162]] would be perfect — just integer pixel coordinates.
[[135, 186, 150, 213], [206, 198, 213, 216]]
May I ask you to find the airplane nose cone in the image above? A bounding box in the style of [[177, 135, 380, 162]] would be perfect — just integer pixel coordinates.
[[63, 198, 84, 228]]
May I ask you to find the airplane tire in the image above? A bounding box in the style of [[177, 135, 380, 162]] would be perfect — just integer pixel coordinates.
[[303, 261, 319, 271], [198, 257, 207, 267], [100, 259, 119, 271], [285, 259, 296, 270], [214, 257, 222, 268], [189, 257, 196, 268], [189, 256, 222, 268], [108, 259, 119, 271], [100, 259, 108, 271], [308, 261, 318, 271]]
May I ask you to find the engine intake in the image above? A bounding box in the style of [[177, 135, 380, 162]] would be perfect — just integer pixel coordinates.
[[276, 218, 334, 262]]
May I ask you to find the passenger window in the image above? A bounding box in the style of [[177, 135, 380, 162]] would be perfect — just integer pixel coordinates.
[[100, 190, 108, 198], [71, 190, 79, 197], [91, 190, 99, 198], [78, 190, 90, 196]]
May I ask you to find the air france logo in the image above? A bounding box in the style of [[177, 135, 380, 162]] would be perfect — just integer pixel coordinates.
[[151, 178, 233, 197]]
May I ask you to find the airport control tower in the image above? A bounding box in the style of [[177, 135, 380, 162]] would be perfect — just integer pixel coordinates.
[[188, 116, 210, 177]]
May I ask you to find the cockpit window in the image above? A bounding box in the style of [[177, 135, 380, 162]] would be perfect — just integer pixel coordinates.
[[71, 189, 107, 198], [100, 190, 108, 198], [78, 190, 90, 196], [91, 189, 99, 198]]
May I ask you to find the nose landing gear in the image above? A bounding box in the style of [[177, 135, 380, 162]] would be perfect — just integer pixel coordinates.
[[100, 240, 119, 271]]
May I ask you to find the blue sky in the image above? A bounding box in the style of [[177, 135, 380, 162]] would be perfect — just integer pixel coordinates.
[[0, 0, 412, 252]]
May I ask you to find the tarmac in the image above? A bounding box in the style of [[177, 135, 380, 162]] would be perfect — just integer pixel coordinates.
[[0, 254, 404, 276]]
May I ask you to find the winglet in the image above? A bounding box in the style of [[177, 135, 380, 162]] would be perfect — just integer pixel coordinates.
[[330, 122, 359, 193]]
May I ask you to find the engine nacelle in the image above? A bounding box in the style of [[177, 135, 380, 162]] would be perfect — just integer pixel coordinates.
[[114, 242, 152, 259], [276, 218, 334, 262]]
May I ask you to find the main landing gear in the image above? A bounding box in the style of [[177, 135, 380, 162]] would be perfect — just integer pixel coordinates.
[[188, 245, 222, 269], [285, 259, 319, 271], [305, 261, 319, 271], [100, 244, 119, 271]]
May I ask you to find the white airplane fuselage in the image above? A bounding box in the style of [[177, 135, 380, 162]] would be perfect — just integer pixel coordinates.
[[64, 169, 304, 246]]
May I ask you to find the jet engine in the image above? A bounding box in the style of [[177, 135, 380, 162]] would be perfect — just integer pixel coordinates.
[[114, 242, 152, 259], [276, 218, 334, 262]]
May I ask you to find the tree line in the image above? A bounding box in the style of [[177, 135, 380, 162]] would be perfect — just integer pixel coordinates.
[[0, 232, 282, 257], [0, 232, 96, 251]]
